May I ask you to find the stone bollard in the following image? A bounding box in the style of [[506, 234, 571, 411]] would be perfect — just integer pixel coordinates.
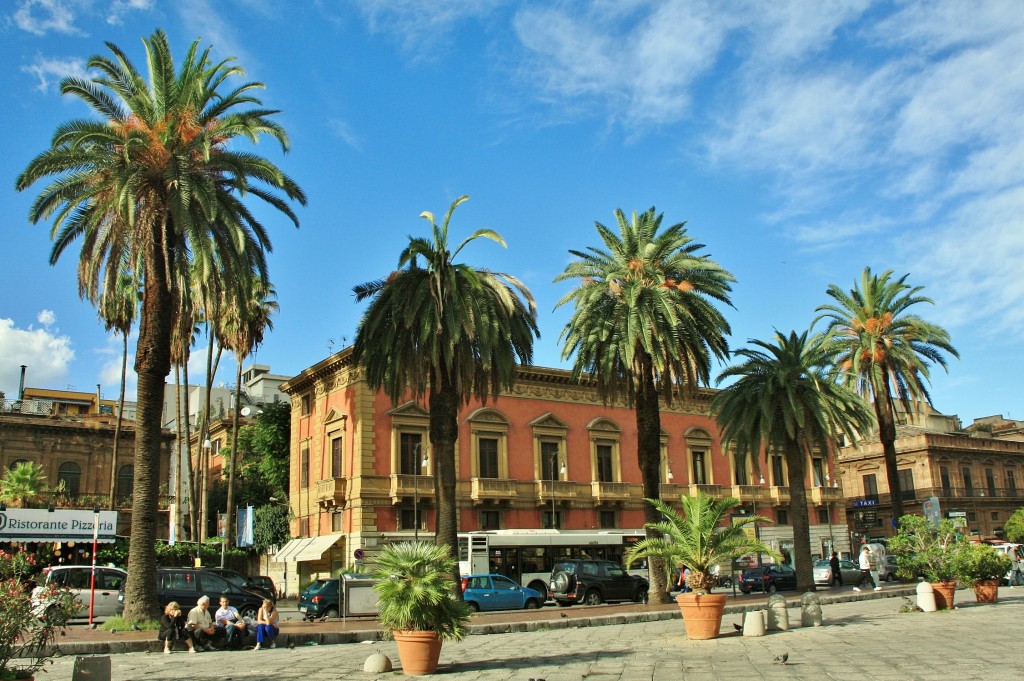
[[364, 653, 394, 673], [800, 591, 823, 627], [766, 594, 790, 631], [742, 609, 766, 637], [916, 581, 937, 612]]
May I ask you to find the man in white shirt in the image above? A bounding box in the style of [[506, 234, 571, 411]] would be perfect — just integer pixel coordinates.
[[186, 595, 217, 650], [852, 546, 881, 592], [215, 596, 248, 648]]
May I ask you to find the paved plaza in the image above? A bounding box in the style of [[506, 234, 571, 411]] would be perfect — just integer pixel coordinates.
[[42, 590, 1022, 681]]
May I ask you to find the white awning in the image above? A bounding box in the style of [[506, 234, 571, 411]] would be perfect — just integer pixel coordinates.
[[274, 534, 343, 563]]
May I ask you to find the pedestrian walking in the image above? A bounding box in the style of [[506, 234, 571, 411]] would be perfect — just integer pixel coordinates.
[[853, 545, 880, 592], [829, 551, 843, 587]]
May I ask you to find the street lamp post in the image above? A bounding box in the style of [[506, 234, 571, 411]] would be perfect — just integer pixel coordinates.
[[548, 450, 565, 529], [413, 443, 428, 541], [200, 438, 212, 542], [755, 475, 765, 567]]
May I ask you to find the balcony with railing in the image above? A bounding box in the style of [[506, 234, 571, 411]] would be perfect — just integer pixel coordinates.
[[590, 481, 633, 504], [810, 486, 844, 504], [845, 485, 1023, 508], [659, 482, 686, 501], [390, 474, 434, 504], [732, 484, 771, 502], [770, 485, 791, 503], [29, 491, 173, 511], [470, 477, 518, 503], [314, 477, 345, 509], [688, 483, 726, 498], [1, 398, 56, 416], [535, 480, 577, 506]]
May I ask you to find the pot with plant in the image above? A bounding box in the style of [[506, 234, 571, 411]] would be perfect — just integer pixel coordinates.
[[0, 549, 77, 681], [624, 492, 778, 640], [371, 541, 471, 675], [961, 543, 1012, 603], [888, 515, 971, 610]]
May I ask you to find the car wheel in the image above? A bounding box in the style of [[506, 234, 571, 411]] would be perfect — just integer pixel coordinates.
[[524, 599, 540, 610], [466, 601, 480, 612], [527, 580, 549, 598], [240, 606, 259, 619], [323, 606, 339, 619], [551, 571, 571, 593], [584, 590, 602, 606], [633, 588, 648, 604], [767, 583, 777, 594]]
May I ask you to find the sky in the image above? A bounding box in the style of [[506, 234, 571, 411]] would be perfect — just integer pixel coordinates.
[[1, 0, 1022, 426]]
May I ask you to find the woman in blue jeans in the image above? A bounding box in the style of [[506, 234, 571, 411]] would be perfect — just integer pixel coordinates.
[[254, 599, 280, 651]]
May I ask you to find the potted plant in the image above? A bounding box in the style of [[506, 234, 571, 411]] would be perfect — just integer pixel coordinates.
[[624, 492, 778, 640], [371, 541, 471, 675], [961, 543, 1012, 603], [0, 549, 77, 681], [888, 515, 970, 610]]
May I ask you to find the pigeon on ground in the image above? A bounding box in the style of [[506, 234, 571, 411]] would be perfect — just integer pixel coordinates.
[[733, 623, 743, 632], [773, 653, 789, 664], [560, 612, 569, 619], [288, 641, 295, 650], [131, 623, 140, 631]]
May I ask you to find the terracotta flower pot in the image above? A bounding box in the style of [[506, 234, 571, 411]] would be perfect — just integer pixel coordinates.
[[973, 579, 999, 603], [393, 630, 443, 675], [676, 592, 727, 640], [930, 581, 957, 610]]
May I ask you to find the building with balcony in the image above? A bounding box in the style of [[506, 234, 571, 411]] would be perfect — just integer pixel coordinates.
[[274, 348, 848, 594], [837, 407, 1024, 541], [0, 406, 175, 538]]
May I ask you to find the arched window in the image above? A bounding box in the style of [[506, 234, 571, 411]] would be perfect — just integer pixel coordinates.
[[117, 465, 134, 501], [8, 458, 30, 471], [57, 461, 81, 496]]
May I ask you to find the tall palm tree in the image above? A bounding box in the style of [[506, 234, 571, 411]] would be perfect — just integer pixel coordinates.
[[815, 268, 958, 521], [222, 277, 278, 548], [712, 329, 875, 591], [352, 195, 539, 580], [16, 30, 305, 620], [555, 207, 733, 604], [99, 264, 140, 511]]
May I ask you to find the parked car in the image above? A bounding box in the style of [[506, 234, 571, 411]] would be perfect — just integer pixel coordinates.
[[205, 567, 276, 602], [460, 574, 544, 612], [31, 565, 127, 621], [879, 555, 900, 582], [738, 564, 797, 594], [548, 559, 648, 606], [298, 578, 341, 620], [813, 559, 861, 586], [253, 575, 277, 597], [117, 567, 265, 619]]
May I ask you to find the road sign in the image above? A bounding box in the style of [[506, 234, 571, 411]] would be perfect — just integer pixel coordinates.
[[354, 548, 365, 561]]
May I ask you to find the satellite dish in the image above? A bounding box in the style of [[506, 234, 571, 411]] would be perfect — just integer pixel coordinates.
[[241, 406, 252, 417]]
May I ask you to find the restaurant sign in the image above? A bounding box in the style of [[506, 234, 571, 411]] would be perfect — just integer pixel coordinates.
[[0, 508, 118, 543]]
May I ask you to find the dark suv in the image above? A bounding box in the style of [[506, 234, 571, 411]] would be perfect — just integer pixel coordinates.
[[549, 559, 648, 606], [118, 567, 265, 619], [738, 564, 797, 594], [206, 567, 276, 602]]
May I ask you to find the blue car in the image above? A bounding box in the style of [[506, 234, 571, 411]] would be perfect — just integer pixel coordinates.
[[460, 574, 545, 612]]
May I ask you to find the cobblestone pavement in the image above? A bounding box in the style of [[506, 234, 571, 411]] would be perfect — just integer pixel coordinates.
[[41, 590, 1023, 681]]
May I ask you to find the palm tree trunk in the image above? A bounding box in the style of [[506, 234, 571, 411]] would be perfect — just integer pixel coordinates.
[[172, 365, 184, 539], [107, 331, 128, 511], [181, 359, 199, 541], [636, 355, 671, 604], [122, 226, 173, 622], [198, 332, 221, 542], [225, 360, 243, 550], [429, 374, 462, 595], [874, 369, 905, 521], [785, 441, 815, 591]]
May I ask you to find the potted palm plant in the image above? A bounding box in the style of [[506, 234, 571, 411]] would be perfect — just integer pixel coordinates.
[[625, 492, 778, 639], [371, 541, 471, 675], [888, 515, 970, 610], [961, 543, 1012, 603]]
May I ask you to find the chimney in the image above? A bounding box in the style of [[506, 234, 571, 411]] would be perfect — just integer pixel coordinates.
[[19, 365, 27, 399], [96, 384, 102, 414]]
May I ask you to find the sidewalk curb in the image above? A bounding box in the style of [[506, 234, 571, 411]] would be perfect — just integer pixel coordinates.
[[50, 586, 918, 657]]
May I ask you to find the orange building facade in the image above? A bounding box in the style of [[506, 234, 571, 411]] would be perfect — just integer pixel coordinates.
[[277, 349, 848, 594]]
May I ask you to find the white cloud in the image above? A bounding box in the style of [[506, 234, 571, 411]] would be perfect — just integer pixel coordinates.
[[36, 309, 56, 326], [356, 0, 504, 53], [328, 119, 363, 151], [13, 0, 83, 36], [21, 56, 88, 93], [0, 316, 75, 397], [106, 0, 153, 25]]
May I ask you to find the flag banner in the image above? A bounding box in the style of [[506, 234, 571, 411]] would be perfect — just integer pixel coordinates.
[[237, 505, 254, 547]]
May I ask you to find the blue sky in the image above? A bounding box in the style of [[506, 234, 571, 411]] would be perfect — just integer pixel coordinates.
[[1, 0, 1022, 426]]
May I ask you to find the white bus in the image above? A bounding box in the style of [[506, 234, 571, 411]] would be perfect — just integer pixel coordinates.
[[457, 529, 648, 598]]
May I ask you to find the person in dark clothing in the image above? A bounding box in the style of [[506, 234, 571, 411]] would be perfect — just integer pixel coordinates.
[[829, 551, 843, 587], [159, 601, 195, 654]]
